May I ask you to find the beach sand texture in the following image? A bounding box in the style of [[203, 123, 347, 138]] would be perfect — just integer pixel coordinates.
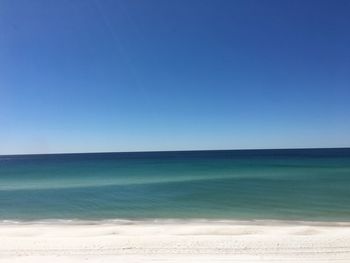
[[1, 221, 350, 262]]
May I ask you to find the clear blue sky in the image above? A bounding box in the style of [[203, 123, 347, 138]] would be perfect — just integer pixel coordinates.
[[1, 0, 349, 154]]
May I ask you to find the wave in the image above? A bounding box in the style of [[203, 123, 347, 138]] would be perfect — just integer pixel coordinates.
[[1, 218, 350, 226], [0, 173, 243, 191], [0, 168, 325, 192]]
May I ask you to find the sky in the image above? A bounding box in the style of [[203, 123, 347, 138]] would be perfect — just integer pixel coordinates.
[[0, 0, 350, 154]]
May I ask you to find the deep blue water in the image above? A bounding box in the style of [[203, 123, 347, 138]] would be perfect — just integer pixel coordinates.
[[0, 148, 350, 221]]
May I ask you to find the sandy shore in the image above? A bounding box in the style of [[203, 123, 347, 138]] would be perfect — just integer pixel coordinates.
[[1, 220, 350, 262]]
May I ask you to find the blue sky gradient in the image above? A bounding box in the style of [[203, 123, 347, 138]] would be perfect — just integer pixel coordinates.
[[1, 0, 350, 154]]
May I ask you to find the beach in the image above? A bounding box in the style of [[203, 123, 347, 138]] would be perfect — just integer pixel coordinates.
[[2, 0, 349, 260], [1, 220, 350, 262], [1, 150, 350, 262]]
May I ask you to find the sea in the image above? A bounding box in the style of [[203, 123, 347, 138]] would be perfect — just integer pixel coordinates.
[[0, 148, 350, 222]]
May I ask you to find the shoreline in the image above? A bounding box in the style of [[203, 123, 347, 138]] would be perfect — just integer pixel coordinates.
[[2, 218, 350, 226], [1, 220, 350, 262]]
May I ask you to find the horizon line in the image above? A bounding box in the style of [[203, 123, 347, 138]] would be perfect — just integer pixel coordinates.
[[1, 146, 349, 157]]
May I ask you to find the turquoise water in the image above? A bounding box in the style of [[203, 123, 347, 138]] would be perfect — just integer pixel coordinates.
[[0, 149, 350, 221]]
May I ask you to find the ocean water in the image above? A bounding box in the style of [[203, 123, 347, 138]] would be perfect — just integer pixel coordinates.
[[0, 148, 350, 222]]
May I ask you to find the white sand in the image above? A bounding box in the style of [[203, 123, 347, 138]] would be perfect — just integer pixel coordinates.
[[1, 220, 350, 262]]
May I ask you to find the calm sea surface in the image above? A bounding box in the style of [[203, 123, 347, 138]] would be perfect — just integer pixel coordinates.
[[0, 149, 350, 222]]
